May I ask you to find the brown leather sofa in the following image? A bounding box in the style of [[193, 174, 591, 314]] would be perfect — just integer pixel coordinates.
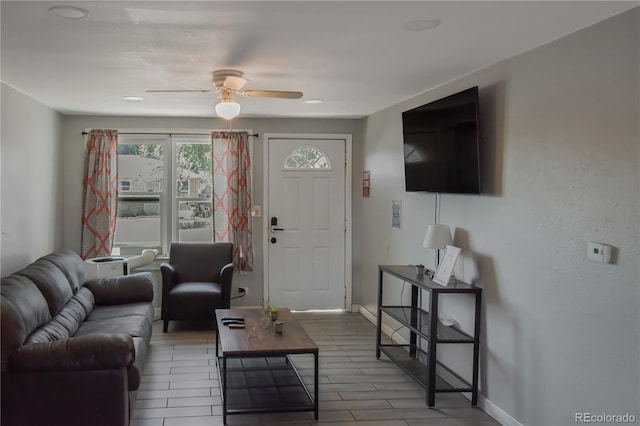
[[1, 249, 154, 426]]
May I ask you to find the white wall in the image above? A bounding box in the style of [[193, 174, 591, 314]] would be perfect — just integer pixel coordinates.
[[61, 115, 363, 309], [1, 83, 64, 274], [3, 8, 637, 424], [356, 9, 639, 426]]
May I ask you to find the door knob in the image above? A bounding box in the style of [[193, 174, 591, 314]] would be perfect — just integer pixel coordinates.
[[270, 237, 277, 244]]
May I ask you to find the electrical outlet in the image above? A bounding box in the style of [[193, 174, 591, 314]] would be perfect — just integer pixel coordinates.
[[238, 286, 248, 296]]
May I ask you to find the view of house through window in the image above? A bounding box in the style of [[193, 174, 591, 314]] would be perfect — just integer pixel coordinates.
[[176, 141, 213, 243], [114, 143, 163, 255], [284, 145, 331, 169], [114, 136, 229, 256]]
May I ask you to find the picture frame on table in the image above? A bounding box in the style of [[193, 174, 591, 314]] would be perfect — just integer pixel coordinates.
[[433, 245, 461, 286]]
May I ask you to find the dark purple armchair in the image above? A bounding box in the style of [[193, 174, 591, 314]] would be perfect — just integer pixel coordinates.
[[160, 243, 234, 332]]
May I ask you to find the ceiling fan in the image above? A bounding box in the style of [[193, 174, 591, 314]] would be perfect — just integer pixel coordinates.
[[146, 69, 303, 120]]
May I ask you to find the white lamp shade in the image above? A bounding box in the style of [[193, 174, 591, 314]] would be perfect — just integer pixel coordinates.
[[215, 101, 241, 120], [422, 224, 453, 249]]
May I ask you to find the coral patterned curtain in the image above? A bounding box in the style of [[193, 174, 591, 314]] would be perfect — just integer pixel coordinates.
[[211, 131, 253, 271], [81, 129, 118, 260]]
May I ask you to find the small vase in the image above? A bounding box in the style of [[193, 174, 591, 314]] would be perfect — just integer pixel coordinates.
[[274, 321, 284, 333], [270, 311, 278, 321]]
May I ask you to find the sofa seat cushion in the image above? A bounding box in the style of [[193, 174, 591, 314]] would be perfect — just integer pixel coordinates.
[[75, 317, 149, 339], [77, 305, 152, 337], [86, 302, 153, 322], [77, 302, 153, 340], [74, 306, 152, 391]]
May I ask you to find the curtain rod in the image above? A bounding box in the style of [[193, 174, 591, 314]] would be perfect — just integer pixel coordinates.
[[81, 131, 259, 137]]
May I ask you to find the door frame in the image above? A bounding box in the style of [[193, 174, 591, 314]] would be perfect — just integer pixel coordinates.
[[263, 133, 353, 311]]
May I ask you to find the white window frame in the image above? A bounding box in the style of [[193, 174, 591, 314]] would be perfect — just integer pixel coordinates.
[[171, 135, 212, 245], [115, 135, 170, 256], [113, 131, 254, 257]]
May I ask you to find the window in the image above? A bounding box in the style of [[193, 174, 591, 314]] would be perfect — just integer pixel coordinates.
[[284, 145, 331, 169], [113, 134, 251, 256], [114, 141, 164, 255], [175, 140, 213, 243]]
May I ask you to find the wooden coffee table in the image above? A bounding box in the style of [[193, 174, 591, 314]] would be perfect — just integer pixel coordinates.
[[215, 308, 319, 424]]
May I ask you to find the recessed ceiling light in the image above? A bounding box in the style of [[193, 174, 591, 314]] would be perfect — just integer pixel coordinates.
[[304, 99, 324, 104], [403, 19, 442, 32], [48, 6, 90, 20], [123, 96, 143, 103]]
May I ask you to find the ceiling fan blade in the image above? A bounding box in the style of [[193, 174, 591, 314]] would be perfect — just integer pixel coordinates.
[[239, 90, 303, 99], [145, 89, 215, 93], [224, 75, 248, 92]]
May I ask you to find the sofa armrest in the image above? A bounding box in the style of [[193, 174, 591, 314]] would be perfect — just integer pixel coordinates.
[[10, 334, 134, 373], [85, 272, 154, 306]]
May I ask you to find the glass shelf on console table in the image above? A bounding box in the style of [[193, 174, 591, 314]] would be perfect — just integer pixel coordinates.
[[376, 265, 481, 407]]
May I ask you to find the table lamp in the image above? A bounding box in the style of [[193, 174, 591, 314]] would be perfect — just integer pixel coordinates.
[[422, 224, 453, 269]]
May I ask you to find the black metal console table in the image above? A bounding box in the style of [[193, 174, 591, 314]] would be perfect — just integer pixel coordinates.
[[376, 265, 481, 407]]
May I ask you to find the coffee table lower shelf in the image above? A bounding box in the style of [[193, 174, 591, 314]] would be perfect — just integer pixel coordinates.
[[217, 355, 318, 423]]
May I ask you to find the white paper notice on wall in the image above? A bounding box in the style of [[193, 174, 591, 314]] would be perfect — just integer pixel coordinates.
[[433, 245, 462, 286]]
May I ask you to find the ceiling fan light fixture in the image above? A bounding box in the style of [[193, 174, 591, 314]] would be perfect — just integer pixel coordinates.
[[48, 6, 90, 19], [123, 96, 143, 103], [215, 100, 241, 120], [403, 19, 442, 32]]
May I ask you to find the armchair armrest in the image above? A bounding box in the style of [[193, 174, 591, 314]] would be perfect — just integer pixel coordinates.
[[10, 334, 134, 373], [160, 262, 178, 288], [85, 272, 154, 306], [160, 262, 178, 318], [220, 262, 234, 308]]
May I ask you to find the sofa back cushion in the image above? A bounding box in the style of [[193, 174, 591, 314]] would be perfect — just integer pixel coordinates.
[[40, 249, 87, 294], [16, 258, 74, 317], [1, 275, 51, 372]]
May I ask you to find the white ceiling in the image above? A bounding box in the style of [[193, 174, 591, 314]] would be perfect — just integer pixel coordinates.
[[1, 1, 636, 119]]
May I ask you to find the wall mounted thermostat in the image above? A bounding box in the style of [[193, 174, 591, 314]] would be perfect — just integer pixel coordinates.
[[587, 242, 612, 263]]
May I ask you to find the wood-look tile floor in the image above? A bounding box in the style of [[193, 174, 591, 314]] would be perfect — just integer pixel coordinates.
[[131, 312, 499, 426]]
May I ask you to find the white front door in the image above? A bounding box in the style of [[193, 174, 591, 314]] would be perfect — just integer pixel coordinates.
[[266, 136, 348, 310]]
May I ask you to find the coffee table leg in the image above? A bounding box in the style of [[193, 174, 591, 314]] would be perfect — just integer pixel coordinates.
[[222, 356, 227, 425], [215, 327, 219, 361], [314, 351, 319, 420]]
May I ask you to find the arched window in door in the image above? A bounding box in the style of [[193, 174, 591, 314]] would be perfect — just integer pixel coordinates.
[[284, 145, 332, 170]]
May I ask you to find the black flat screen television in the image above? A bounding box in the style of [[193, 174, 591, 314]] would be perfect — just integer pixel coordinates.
[[402, 86, 481, 194]]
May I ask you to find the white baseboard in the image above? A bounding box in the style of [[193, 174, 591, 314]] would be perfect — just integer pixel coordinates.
[[358, 305, 518, 426], [358, 305, 409, 345], [358, 305, 376, 324], [477, 395, 522, 426]]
